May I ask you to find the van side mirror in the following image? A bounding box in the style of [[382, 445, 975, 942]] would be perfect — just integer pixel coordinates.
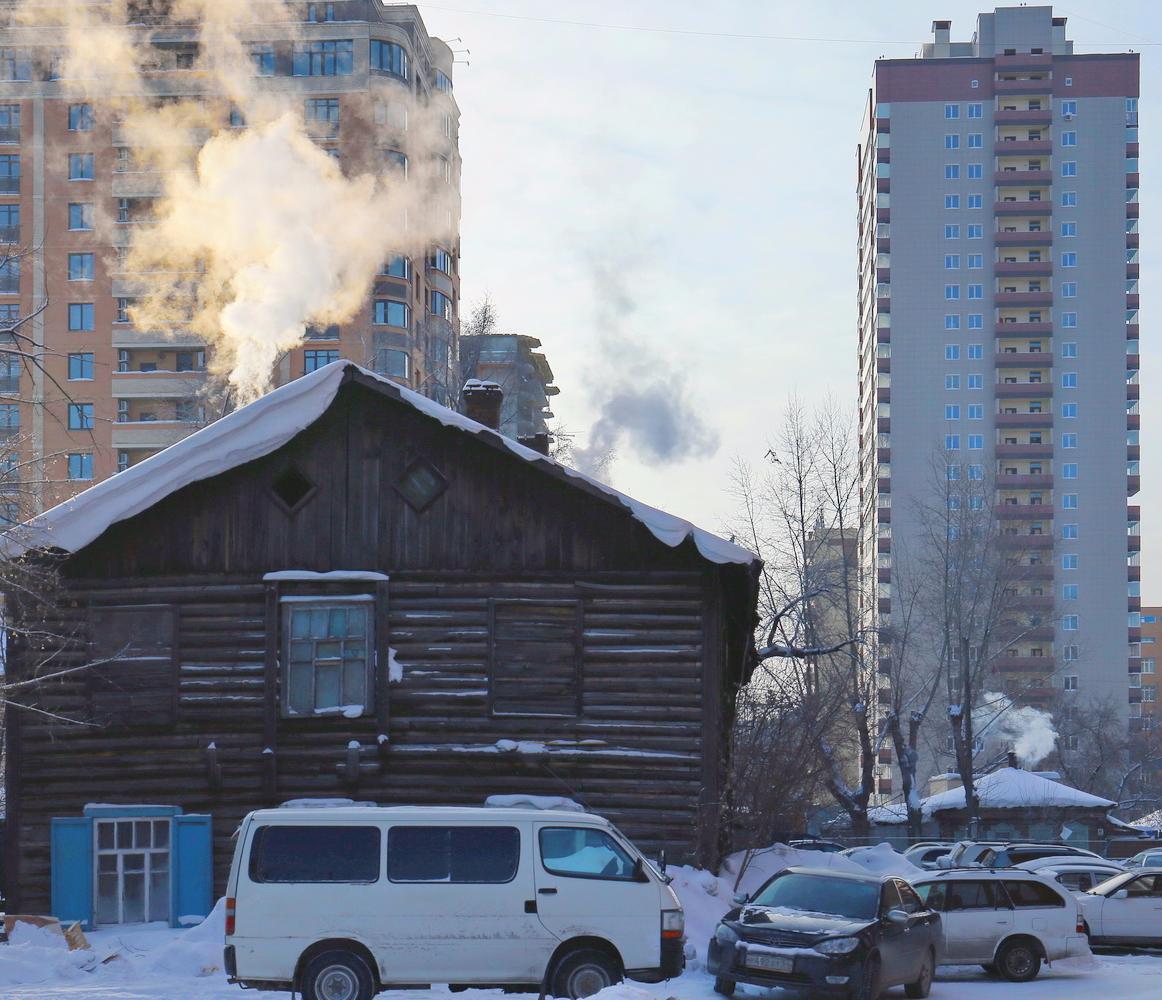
[[659, 847, 667, 877]]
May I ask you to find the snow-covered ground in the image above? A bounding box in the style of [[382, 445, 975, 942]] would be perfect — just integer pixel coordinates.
[[2, 843, 1160, 998]]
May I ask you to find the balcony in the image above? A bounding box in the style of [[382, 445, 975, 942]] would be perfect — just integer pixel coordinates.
[[996, 351, 1052, 367], [996, 381, 1053, 398], [994, 200, 1053, 216], [996, 260, 1052, 277], [995, 230, 1053, 246], [995, 291, 1052, 307], [998, 473, 1053, 489], [998, 534, 1054, 549], [111, 372, 206, 398], [995, 169, 1052, 186], [994, 139, 1052, 155], [1021, 687, 1055, 704], [994, 109, 1052, 126], [994, 53, 1054, 70], [997, 503, 1054, 519], [111, 422, 197, 450], [995, 320, 1051, 335], [996, 412, 1052, 428], [1128, 475, 1140, 494], [994, 78, 1053, 95], [995, 443, 1052, 459], [995, 654, 1056, 672], [1010, 594, 1054, 612]]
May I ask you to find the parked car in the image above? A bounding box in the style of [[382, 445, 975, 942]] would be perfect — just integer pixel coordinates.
[[788, 838, 847, 854], [1125, 848, 1162, 869], [224, 805, 685, 1000], [1078, 869, 1162, 947], [1103, 836, 1162, 861], [706, 867, 940, 999], [980, 843, 1101, 868], [904, 843, 955, 870], [912, 870, 1088, 981], [1013, 858, 1126, 894], [938, 840, 1006, 868]]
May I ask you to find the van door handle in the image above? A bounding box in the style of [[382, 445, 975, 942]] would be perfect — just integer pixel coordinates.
[[538, 888, 558, 895]]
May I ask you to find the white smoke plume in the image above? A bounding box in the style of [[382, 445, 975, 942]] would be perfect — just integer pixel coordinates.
[[9, 0, 456, 402], [976, 690, 1059, 768]]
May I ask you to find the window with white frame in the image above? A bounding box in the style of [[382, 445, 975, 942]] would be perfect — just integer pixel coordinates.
[[967, 194, 982, 208], [1064, 675, 1079, 691], [281, 599, 373, 717], [95, 817, 171, 925]]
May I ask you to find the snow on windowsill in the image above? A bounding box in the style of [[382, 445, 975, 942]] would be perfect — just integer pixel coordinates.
[[264, 570, 389, 582]]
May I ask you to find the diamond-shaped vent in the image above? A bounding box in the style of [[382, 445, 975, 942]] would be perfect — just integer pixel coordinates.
[[272, 466, 315, 512], [395, 457, 448, 513]]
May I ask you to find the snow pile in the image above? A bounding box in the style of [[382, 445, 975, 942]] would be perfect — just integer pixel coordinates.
[[142, 898, 226, 978], [484, 794, 586, 812], [841, 842, 924, 878]]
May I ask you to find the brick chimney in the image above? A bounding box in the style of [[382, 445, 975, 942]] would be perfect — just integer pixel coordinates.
[[1007, 750, 1020, 769], [461, 379, 503, 431]]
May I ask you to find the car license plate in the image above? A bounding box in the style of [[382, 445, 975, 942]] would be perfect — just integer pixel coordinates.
[[747, 952, 794, 973]]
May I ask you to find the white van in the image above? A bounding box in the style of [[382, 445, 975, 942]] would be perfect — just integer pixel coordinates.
[[223, 805, 685, 1000]]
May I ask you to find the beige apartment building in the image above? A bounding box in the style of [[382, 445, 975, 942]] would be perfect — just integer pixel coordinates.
[[0, 1, 460, 516]]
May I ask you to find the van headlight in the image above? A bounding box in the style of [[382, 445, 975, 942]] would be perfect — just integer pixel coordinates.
[[661, 909, 684, 939], [816, 936, 861, 956]]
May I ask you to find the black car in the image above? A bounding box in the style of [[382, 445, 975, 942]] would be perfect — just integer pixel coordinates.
[[706, 867, 941, 1000]]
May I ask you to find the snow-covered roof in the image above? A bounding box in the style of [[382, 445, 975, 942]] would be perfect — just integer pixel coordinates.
[[924, 767, 1114, 814], [1130, 808, 1162, 830], [3, 362, 757, 567]]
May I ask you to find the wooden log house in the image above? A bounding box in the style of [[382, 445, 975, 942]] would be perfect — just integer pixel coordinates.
[[2, 362, 760, 928]]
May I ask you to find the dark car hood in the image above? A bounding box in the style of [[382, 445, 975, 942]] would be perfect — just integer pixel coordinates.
[[730, 905, 873, 939]]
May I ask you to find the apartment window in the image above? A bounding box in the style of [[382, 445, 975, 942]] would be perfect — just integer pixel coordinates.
[[945, 405, 960, 419], [945, 434, 960, 450], [435, 69, 453, 92], [1061, 221, 1077, 237], [305, 97, 340, 134], [306, 2, 336, 21], [1061, 372, 1078, 388], [1062, 433, 1078, 448], [373, 300, 410, 327], [251, 43, 275, 76], [68, 253, 94, 281], [370, 40, 409, 79], [965, 316, 983, 333], [1062, 615, 1079, 631], [1062, 523, 1078, 539], [946, 465, 961, 481], [944, 255, 960, 269], [381, 256, 411, 280], [1063, 554, 1079, 570], [967, 374, 982, 389], [1061, 252, 1077, 267], [68, 352, 94, 380], [945, 375, 960, 389], [67, 103, 93, 132], [292, 39, 354, 77], [944, 134, 960, 149], [229, 106, 246, 128], [968, 133, 983, 148], [1063, 494, 1078, 509], [429, 290, 453, 321], [944, 315, 960, 329], [175, 351, 204, 373], [67, 402, 94, 430], [1061, 100, 1077, 116], [1061, 131, 1077, 146], [68, 202, 94, 231], [67, 453, 93, 481], [944, 225, 960, 240], [1061, 342, 1077, 359], [1143, 659, 1156, 675], [68, 153, 94, 181], [384, 149, 408, 175], [0, 103, 19, 142], [1062, 463, 1079, 479], [1061, 161, 1077, 177], [967, 103, 982, 119], [430, 248, 454, 275], [1063, 585, 1079, 601], [281, 600, 373, 717], [968, 194, 984, 209], [945, 285, 960, 300], [1062, 281, 1077, 297], [945, 164, 960, 180], [968, 344, 982, 359], [68, 303, 94, 331], [1061, 312, 1077, 328], [968, 404, 983, 419], [971, 285, 986, 300], [115, 298, 132, 324], [944, 195, 960, 209], [0, 257, 17, 293], [967, 224, 983, 239], [304, 349, 339, 374], [968, 464, 983, 480], [373, 349, 409, 379], [968, 434, 983, 449], [1062, 402, 1078, 418], [1063, 675, 1079, 691], [945, 345, 960, 360], [944, 104, 960, 119], [967, 255, 983, 269]]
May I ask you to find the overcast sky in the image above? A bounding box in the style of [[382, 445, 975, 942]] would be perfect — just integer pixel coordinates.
[[413, 0, 1160, 598]]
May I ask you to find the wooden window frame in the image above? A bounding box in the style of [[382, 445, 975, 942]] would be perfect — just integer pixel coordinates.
[[487, 597, 582, 719], [278, 596, 375, 719]]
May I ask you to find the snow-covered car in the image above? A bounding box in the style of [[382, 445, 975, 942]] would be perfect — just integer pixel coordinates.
[[1078, 869, 1162, 947], [1013, 858, 1126, 894], [912, 870, 1088, 981], [706, 867, 941, 1000], [937, 840, 1005, 868], [904, 843, 955, 870], [788, 838, 847, 854], [1125, 848, 1162, 869]]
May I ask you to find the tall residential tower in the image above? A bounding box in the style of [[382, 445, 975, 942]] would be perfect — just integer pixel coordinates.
[[857, 7, 1141, 791]]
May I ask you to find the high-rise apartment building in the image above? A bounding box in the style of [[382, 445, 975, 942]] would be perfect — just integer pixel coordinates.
[[0, 1, 460, 514], [856, 7, 1140, 791], [1137, 607, 1160, 731], [459, 333, 559, 452]]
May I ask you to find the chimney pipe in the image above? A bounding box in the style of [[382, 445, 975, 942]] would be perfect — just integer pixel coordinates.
[[1006, 749, 1020, 769], [461, 379, 503, 431]]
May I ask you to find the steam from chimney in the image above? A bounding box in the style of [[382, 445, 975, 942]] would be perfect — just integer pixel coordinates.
[[10, 0, 457, 402], [977, 690, 1059, 768]]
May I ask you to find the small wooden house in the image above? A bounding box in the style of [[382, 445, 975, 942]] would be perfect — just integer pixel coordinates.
[[2, 362, 759, 928]]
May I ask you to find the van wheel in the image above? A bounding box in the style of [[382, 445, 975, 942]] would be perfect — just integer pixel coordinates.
[[996, 939, 1041, 983], [713, 975, 736, 996], [300, 950, 375, 1000], [550, 948, 622, 999]]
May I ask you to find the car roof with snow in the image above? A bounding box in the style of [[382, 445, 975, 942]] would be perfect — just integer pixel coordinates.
[[245, 804, 612, 825], [782, 866, 896, 885]]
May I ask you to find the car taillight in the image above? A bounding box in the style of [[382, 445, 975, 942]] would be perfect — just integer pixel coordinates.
[[1076, 912, 1086, 935], [225, 897, 236, 937], [661, 909, 684, 940]]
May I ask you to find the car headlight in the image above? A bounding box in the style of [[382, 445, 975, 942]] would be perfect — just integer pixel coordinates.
[[715, 923, 740, 946], [816, 936, 861, 956]]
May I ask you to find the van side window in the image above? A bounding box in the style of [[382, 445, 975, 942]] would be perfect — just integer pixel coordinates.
[[387, 826, 520, 883], [249, 826, 380, 883], [539, 827, 636, 880]]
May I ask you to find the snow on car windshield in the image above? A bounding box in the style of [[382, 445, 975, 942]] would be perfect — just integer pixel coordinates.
[[750, 873, 879, 920]]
